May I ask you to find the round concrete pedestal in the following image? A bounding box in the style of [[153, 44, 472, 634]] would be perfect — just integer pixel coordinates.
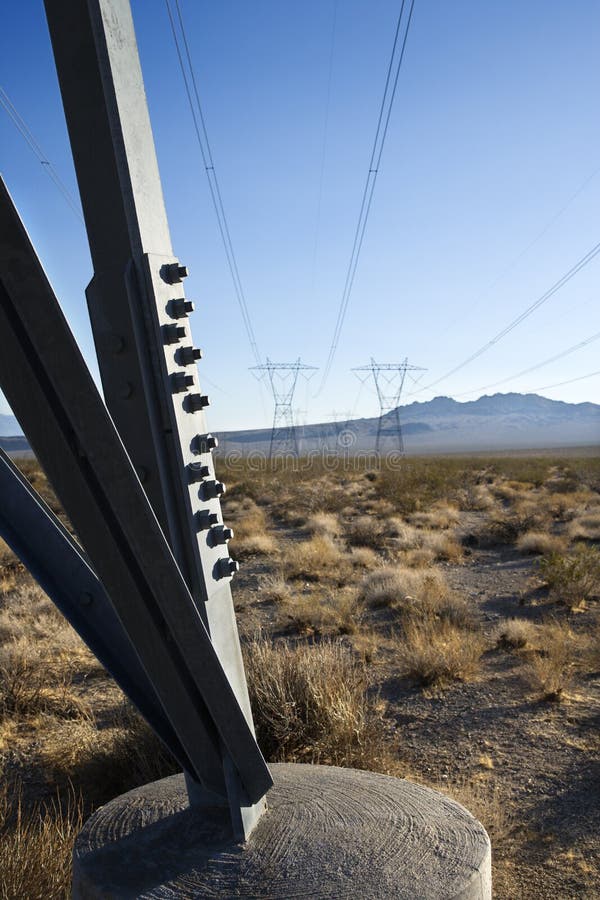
[[72, 764, 491, 899]]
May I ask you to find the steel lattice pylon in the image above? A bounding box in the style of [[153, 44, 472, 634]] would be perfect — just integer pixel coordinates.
[[352, 358, 427, 455], [250, 359, 317, 459]]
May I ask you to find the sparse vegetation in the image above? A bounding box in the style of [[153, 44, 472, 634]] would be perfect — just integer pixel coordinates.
[[2, 451, 599, 898], [539, 545, 600, 608]]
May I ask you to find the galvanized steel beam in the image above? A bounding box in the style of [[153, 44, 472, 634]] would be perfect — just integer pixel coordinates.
[[43, 0, 268, 837], [0, 178, 272, 815]]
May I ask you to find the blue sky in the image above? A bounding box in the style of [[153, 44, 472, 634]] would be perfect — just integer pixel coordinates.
[[1, 1, 599, 431]]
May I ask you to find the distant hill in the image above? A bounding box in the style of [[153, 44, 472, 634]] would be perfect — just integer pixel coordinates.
[[217, 393, 600, 456], [2, 394, 598, 457]]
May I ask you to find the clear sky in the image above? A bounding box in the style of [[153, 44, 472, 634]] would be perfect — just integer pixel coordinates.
[[1, 1, 599, 432]]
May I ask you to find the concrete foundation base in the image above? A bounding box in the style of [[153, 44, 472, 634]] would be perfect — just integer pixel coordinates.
[[72, 763, 492, 899]]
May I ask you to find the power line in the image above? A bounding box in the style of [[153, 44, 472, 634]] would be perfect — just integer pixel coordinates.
[[453, 329, 600, 398], [164, 0, 262, 367], [317, 0, 416, 392], [0, 86, 84, 223], [529, 369, 600, 393], [438, 163, 600, 338], [409, 238, 600, 397]]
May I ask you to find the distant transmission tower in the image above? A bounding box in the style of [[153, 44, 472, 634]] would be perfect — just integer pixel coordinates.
[[352, 358, 426, 455], [250, 359, 318, 459]]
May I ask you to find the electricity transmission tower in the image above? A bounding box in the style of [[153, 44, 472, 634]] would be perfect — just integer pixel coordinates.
[[250, 359, 317, 459], [352, 358, 426, 455]]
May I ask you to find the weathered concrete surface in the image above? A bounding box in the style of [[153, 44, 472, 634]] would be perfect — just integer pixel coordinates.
[[72, 764, 491, 899]]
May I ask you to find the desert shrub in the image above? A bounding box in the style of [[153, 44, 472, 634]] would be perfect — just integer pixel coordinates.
[[348, 546, 379, 569], [483, 510, 539, 546], [516, 531, 565, 557], [302, 512, 340, 539], [230, 532, 278, 558], [258, 573, 292, 603], [399, 619, 485, 686], [409, 503, 460, 530], [568, 513, 600, 542], [419, 531, 464, 562], [0, 783, 83, 900], [492, 618, 537, 650], [539, 545, 600, 607], [345, 515, 387, 549], [525, 621, 573, 701], [361, 567, 474, 629], [0, 641, 90, 720], [284, 535, 343, 580], [244, 638, 395, 771], [282, 589, 362, 636], [34, 704, 178, 804]]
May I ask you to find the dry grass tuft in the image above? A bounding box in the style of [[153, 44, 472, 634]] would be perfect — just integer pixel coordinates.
[[244, 637, 397, 772], [420, 530, 464, 562], [0, 782, 83, 900], [568, 512, 600, 542], [399, 619, 486, 686], [525, 621, 574, 701], [258, 573, 292, 603], [516, 531, 566, 557], [409, 503, 461, 530], [284, 535, 343, 580], [302, 512, 340, 539], [492, 618, 537, 650], [282, 588, 362, 636], [231, 532, 278, 558]]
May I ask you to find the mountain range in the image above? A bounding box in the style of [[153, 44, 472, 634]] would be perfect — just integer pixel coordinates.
[[1, 393, 598, 456]]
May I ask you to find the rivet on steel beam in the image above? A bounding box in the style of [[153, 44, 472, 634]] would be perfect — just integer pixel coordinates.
[[163, 262, 189, 284], [201, 479, 225, 500], [186, 393, 210, 412], [169, 297, 195, 319], [119, 382, 133, 399], [217, 557, 239, 579], [194, 433, 218, 454], [177, 346, 202, 366], [163, 324, 187, 344], [196, 510, 219, 531], [79, 591, 94, 606], [187, 462, 210, 482], [211, 525, 234, 544], [136, 466, 148, 483], [172, 372, 195, 393]]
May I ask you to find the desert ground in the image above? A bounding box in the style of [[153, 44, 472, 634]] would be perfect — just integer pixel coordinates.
[[0, 452, 599, 898]]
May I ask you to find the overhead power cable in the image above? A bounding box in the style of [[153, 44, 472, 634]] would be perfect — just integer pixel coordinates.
[[530, 369, 600, 393], [0, 86, 84, 223], [409, 238, 600, 397], [164, 0, 262, 367], [439, 163, 600, 337], [317, 0, 416, 392], [453, 328, 600, 398]]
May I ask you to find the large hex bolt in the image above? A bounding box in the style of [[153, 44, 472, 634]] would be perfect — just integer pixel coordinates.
[[169, 297, 195, 319], [217, 557, 239, 579], [193, 433, 218, 454], [201, 479, 225, 500], [163, 324, 187, 344], [186, 393, 210, 412], [164, 262, 189, 284], [196, 510, 219, 531], [172, 372, 195, 393], [178, 346, 202, 366], [187, 462, 210, 482], [211, 525, 234, 545]]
